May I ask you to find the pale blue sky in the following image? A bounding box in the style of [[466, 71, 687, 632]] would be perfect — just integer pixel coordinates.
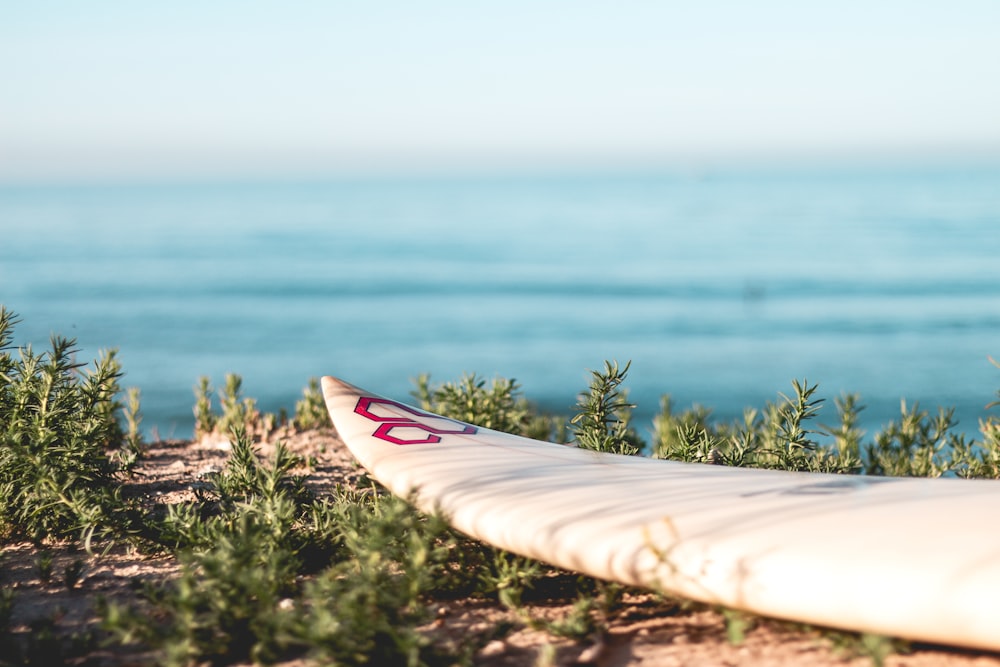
[[3, 1, 1000, 182]]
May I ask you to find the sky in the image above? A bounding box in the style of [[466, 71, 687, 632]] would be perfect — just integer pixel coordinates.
[[2, 1, 1000, 183]]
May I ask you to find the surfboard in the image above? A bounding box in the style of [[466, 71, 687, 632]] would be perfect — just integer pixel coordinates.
[[321, 375, 1000, 651]]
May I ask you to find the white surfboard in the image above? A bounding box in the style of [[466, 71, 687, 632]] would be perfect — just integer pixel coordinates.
[[322, 375, 1000, 651]]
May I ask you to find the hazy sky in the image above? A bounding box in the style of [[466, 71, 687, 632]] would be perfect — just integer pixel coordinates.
[[3, 1, 1000, 182]]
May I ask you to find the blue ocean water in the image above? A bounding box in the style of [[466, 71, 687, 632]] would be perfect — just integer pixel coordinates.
[[2, 165, 999, 441]]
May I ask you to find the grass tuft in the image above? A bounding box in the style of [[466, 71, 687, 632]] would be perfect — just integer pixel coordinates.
[[571, 360, 643, 455], [294, 377, 331, 430]]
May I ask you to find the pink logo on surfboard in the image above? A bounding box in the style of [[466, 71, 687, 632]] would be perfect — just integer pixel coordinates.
[[354, 397, 477, 445]]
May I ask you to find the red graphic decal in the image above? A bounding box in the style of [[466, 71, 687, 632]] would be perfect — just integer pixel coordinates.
[[354, 396, 477, 445]]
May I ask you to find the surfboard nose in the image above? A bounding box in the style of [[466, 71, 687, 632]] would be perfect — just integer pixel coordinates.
[[320, 375, 355, 414], [321, 375, 356, 398]]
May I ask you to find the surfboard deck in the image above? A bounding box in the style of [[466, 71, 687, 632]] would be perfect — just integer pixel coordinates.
[[322, 375, 1000, 651]]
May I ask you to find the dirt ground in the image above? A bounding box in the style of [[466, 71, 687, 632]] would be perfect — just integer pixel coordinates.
[[3, 430, 1000, 667]]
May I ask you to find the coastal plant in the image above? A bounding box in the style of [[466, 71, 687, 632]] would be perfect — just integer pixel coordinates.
[[652, 380, 862, 473], [193, 373, 279, 441], [103, 508, 303, 667], [943, 359, 1000, 479], [104, 425, 312, 665], [63, 558, 86, 590], [540, 595, 600, 640], [983, 355, 1000, 411], [651, 397, 718, 462], [286, 492, 468, 666], [822, 393, 865, 462], [482, 550, 543, 610], [0, 306, 140, 546], [192, 376, 216, 438], [413, 372, 527, 433], [958, 416, 1000, 478], [135, 492, 471, 666], [571, 360, 642, 455], [118, 386, 144, 469], [753, 379, 860, 473], [864, 402, 959, 477], [106, 422, 482, 666], [155, 425, 311, 553], [412, 372, 569, 443], [294, 377, 331, 430], [767, 379, 824, 467], [826, 630, 906, 667], [652, 397, 737, 464], [36, 550, 54, 583], [526, 579, 621, 643], [208, 425, 310, 509], [857, 356, 1000, 479], [855, 634, 900, 667], [722, 608, 753, 645], [218, 373, 261, 436]]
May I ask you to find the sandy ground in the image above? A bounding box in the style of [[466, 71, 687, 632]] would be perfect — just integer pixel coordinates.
[[3, 430, 1000, 667]]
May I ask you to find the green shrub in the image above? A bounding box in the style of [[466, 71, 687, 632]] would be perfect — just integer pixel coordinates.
[[652, 380, 861, 473], [413, 372, 565, 440], [0, 306, 141, 546], [571, 360, 642, 455], [294, 377, 331, 430], [192, 376, 216, 438], [106, 425, 477, 666], [193, 373, 282, 441], [103, 506, 303, 667], [864, 402, 959, 477]]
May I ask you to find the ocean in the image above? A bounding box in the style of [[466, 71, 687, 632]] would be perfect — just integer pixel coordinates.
[[2, 164, 999, 442]]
